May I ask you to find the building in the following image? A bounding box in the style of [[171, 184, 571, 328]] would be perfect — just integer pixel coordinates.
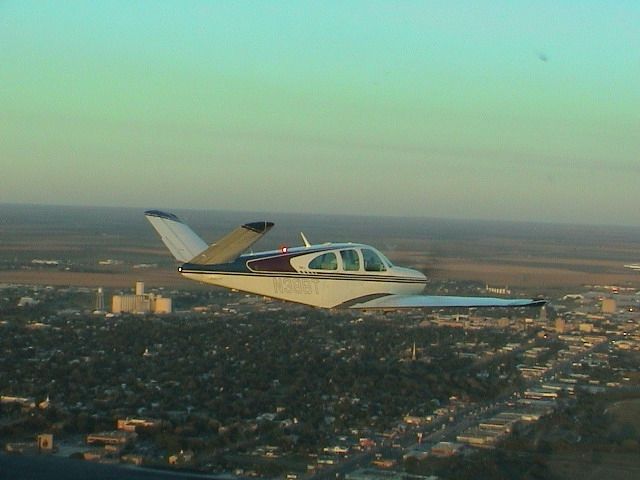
[[17, 297, 38, 307], [1, 395, 36, 409], [524, 387, 559, 400], [95, 287, 105, 312], [112, 281, 172, 314], [538, 305, 547, 322], [404, 415, 428, 426], [579, 322, 594, 333], [6, 434, 54, 454], [430, 441, 464, 457], [601, 298, 616, 314], [485, 284, 511, 295], [497, 317, 510, 328], [457, 427, 503, 448], [117, 418, 160, 432], [86, 431, 137, 446], [37, 434, 53, 452], [555, 317, 569, 334], [153, 296, 172, 314]]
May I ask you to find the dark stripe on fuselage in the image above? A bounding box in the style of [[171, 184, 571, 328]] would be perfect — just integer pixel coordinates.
[[178, 269, 426, 284]]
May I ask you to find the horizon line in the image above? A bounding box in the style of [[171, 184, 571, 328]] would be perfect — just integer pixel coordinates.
[[1, 201, 639, 230]]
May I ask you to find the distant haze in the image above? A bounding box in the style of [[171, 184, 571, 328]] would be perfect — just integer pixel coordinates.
[[1, 2, 638, 225]]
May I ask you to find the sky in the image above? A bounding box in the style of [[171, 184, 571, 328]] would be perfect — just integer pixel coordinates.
[[1, 1, 639, 225]]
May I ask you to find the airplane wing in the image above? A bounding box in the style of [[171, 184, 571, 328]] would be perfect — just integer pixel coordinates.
[[189, 221, 274, 265], [347, 294, 546, 310]]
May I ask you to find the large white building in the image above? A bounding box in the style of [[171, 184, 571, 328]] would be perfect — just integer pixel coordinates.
[[112, 281, 172, 314]]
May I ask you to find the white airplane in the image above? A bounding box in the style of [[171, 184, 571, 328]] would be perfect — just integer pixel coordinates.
[[145, 210, 545, 310], [624, 264, 640, 271]]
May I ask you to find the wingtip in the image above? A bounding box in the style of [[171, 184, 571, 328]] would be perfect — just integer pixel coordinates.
[[144, 210, 180, 222], [243, 221, 275, 233]]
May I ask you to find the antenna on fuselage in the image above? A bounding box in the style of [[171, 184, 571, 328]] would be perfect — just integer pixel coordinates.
[[300, 232, 311, 247]]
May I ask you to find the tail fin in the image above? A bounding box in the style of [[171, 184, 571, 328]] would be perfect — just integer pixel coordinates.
[[190, 221, 274, 264], [145, 210, 274, 265], [144, 210, 208, 262]]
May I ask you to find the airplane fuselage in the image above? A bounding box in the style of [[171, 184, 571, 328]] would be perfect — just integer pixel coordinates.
[[179, 243, 427, 309]]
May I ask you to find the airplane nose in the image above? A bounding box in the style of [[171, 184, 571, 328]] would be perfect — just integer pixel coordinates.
[[395, 266, 427, 282]]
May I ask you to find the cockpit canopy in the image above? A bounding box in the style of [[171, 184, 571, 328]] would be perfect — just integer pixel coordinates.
[[307, 247, 392, 272]]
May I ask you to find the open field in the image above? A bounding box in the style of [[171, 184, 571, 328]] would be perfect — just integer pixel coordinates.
[[0, 269, 193, 289], [1, 204, 639, 290], [426, 258, 640, 288]]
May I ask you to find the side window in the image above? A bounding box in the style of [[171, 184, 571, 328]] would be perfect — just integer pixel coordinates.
[[340, 249, 360, 271], [362, 249, 386, 272], [308, 252, 338, 270]]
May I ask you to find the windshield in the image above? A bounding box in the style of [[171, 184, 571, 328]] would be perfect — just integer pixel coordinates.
[[361, 248, 387, 272]]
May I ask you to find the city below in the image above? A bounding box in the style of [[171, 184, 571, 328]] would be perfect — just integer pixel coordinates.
[[1, 205, 640, 480]]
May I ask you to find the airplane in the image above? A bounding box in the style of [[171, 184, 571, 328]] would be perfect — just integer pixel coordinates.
[[624, 264, 640, 271], [145, 210, 546, 310]]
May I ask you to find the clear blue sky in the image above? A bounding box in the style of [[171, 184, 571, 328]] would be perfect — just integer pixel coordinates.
[[1, 1, 638, 225]]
